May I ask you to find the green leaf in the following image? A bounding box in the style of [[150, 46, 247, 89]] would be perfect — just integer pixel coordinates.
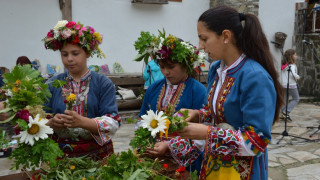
[[86, 168, 97, 173], [128, 169, 149, 180], [51, 79, 67, 88], [3, 65, 40, 83], [16, 119, 28, 130], [133, 53, 147, 62]]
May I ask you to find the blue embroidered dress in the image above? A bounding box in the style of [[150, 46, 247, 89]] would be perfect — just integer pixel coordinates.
[[46, 70, 121, 158], [168, 55, 276, 180], [139, 77, 206, 117]]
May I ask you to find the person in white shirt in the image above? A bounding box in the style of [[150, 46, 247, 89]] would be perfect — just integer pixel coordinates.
[[280, 49, 300, 120]]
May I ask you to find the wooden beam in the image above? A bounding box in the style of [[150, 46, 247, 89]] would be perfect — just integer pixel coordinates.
[[59, 0, 72, 21]]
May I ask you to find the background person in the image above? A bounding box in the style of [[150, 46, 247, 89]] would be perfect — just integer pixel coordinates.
[[168, 6, 283, 179], [43, 20, 121, 159], [280, 49, 300, 121], [16, 56, 32, 66], [143, 57, 164, 89]]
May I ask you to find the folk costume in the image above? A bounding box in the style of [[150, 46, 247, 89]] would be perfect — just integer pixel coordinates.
[[139, 77, 206, 117], [46, 70, 121, 159], [168, 54, 276, 180]]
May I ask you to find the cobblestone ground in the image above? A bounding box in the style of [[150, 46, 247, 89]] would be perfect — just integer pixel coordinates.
[[269, 102, 320, 180]]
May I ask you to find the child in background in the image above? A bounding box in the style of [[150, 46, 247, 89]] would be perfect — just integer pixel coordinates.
[[280, 49, 300, 121]]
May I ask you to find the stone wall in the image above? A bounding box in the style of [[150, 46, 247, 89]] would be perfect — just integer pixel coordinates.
[[209, 0, 259, 16], [295, 34, 320, 98], [295, 8, 320, 98]]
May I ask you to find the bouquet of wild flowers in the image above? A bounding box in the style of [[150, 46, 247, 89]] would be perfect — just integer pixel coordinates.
[[134, 29, 206, 75], [0, 65, 63, 172], [130, 105, 189, 153], [51, 79, 77, 111]]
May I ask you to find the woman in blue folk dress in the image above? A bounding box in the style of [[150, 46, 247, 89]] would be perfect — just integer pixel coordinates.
[[168, 6, 284, 180], [43, 20, 121, 159]]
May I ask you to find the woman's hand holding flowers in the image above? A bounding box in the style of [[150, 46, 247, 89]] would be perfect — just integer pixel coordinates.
[[47, 113, 67, 130], [62, 110, 83, 128], [177, 122, 208, 140], [179, 108, 199, 123], [62, 110, 99, 134], [146, 141, 169, 156]]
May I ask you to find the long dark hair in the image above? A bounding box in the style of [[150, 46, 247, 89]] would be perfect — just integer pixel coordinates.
[[199, 6, 283, 124]]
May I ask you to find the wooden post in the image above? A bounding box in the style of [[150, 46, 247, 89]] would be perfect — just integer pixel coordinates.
[[59, 0, 72, 21]]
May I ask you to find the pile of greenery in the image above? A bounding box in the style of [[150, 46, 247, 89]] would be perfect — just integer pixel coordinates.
[[39, 149, 173, 180]]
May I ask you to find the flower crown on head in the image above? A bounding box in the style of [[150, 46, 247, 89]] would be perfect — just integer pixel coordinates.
[[43, 20, 105, 58], [134, 29, 206, 75]]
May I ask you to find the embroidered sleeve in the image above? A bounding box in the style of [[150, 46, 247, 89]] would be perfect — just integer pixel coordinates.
[[167, 136, 201, 167], [206, 125, 270, 157], [91, 113, 122, 146]]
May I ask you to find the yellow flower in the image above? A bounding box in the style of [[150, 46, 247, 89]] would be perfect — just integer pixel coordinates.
[[160, 118, 171, 140], [12, 86, 19, 93], [67, 94, 76, 102], [167, 35, 176, 44], [15, 80, 21, 85], [94, 32, 102, 43], [153, 38, 158, 44], [97, 47, 106, 58], [70, 165, 75, 170], [82, 178, 86, 180]]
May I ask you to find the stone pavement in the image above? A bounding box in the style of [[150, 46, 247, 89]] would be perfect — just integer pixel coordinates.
[[268, 102, 320, 180], [1, 103, 320, 179]]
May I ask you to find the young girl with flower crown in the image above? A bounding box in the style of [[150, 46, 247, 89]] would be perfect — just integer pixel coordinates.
[[43, 20, 121, 159], [134, 31, 207, 173]]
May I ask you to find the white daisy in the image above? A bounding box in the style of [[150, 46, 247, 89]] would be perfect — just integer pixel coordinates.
[[141, 110, 168, 138], [17, 114, 53, 146]]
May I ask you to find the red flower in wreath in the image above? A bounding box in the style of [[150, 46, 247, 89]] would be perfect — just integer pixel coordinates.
[[163, 163, 169, 169]]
